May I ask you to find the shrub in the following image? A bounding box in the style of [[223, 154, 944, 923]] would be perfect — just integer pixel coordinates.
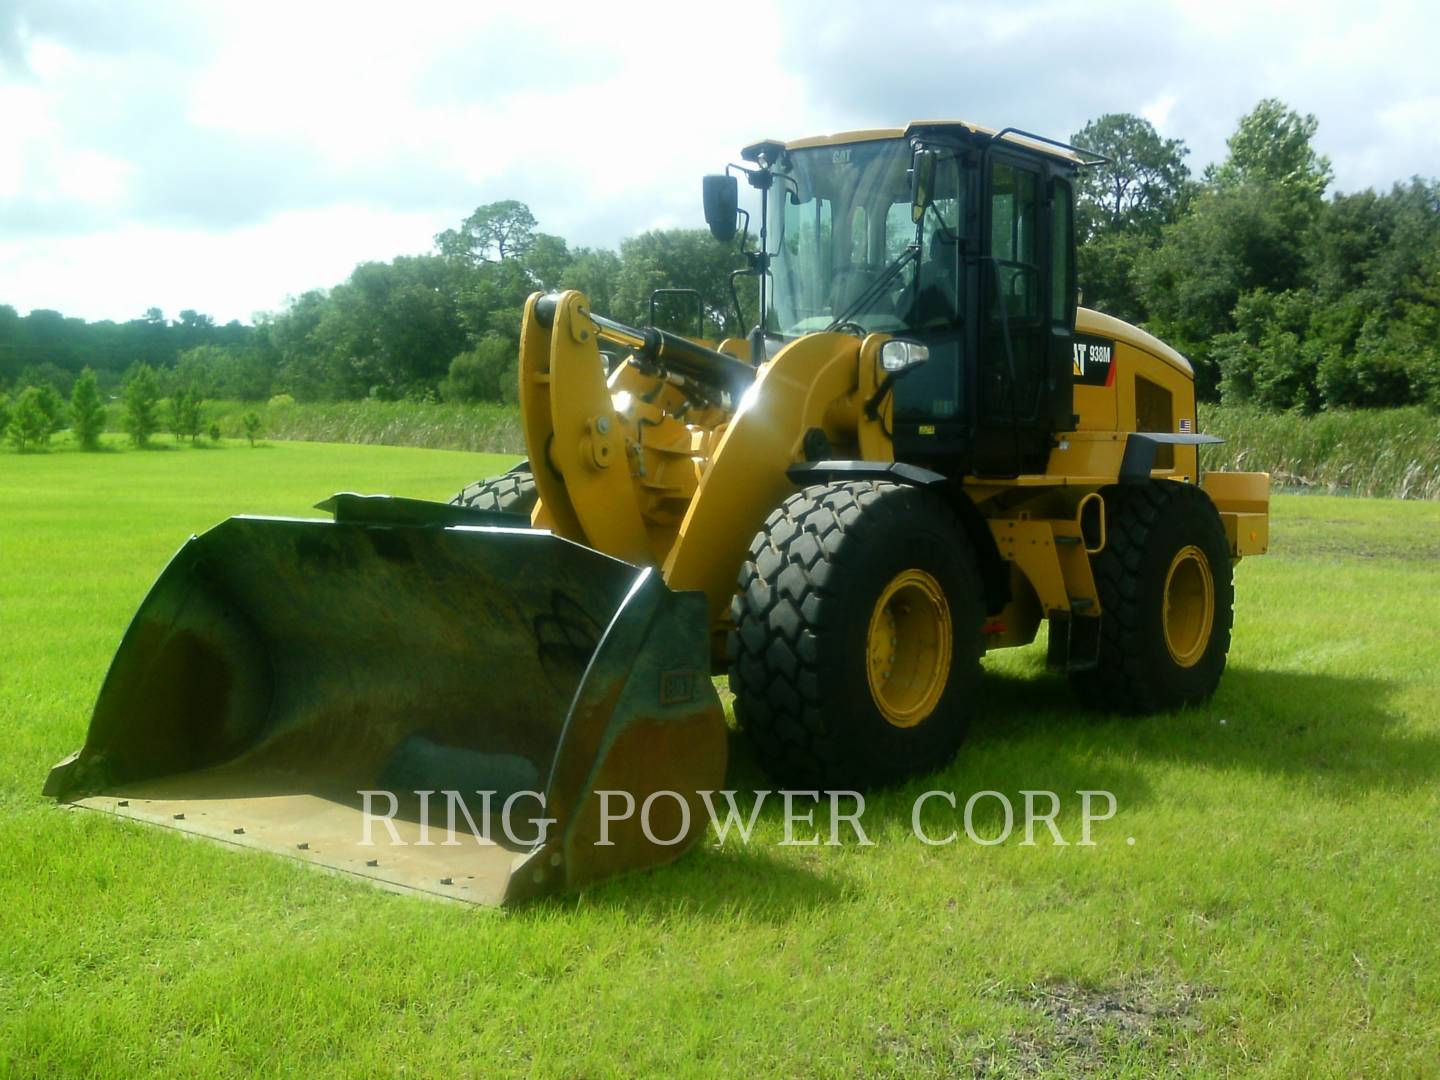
[[69, 368, 106, 450], [243, 412, 263, 447], [7, 387, 52, 452], [123, 364, 161, 446], [209, 422, 222, 443], [440, 334, 518, 404], [0, 394, 9, 442], [267, 393, 296, 409]]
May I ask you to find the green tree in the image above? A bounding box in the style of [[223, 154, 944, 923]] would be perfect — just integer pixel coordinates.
[[7, 386, 51, 452], [453, 258, 533, 346], [612, 228, 747, 336], [0, 393, 9, 441], [1137, 100, 1331, 398], [260, 290, 331, 401], [435, 200, 538, 265], [521, 233, 572, 291], [306, 256, 468, 399], [176, 344, 275, 401], [166, 387, 203, 443], [242, 411, 263, 446], [1072, 114, 1191, 238], [560, 247, 624, 317], [1070, 114, 1191, 322], [1212, 98, 1331, 200], [31, 384, 66, 435], [123, 364, 161, 446], [69, 367, 106, 450], [179, 387, 204, 442]]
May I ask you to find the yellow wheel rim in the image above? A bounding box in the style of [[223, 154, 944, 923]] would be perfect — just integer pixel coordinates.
[[1162, 545, 1214, 668], [866, 569, 952, 728]]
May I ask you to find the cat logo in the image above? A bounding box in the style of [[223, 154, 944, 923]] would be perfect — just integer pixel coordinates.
[[1071, 334, 1116, 387], [831, 148, 852, 165], [660, 669, 697, 705]]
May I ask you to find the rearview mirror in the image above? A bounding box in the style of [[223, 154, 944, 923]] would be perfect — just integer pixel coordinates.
[[910, 149, 937, 224], [703, 174, 739, 243]]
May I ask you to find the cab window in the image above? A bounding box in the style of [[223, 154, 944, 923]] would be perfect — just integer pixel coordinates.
[[988, 162, 1039, 319]]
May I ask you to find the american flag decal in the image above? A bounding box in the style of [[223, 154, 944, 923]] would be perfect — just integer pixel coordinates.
[[1179, 418, 1192, 433]]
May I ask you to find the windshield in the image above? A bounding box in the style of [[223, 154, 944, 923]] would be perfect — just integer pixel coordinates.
[[767, 138, 965, 337]]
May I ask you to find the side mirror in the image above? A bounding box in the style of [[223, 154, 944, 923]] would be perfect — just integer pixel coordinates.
[[910, 149, 937, 224], [703, 174, 739, 243]]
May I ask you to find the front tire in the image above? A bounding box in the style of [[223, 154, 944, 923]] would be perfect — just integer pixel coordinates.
[[1070, 481, 1234, 712], [450, 464, 537, 517], [728, 480, 985, 790]]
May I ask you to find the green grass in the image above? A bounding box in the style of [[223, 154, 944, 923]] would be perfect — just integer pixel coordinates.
[[1202, 404, 1440, 500], [3, 443, 1440, 1076]]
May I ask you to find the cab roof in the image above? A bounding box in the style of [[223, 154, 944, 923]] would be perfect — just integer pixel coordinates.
[[743, 121, 1089, 167]]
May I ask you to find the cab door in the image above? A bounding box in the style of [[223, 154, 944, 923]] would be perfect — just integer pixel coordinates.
[[976, 154, 1050, 473]]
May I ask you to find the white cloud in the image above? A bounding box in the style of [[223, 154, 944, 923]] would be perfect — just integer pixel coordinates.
[[1, 0, 1437, 321], [0, 206, 448, 323], [1141, 94, 1177, 132]]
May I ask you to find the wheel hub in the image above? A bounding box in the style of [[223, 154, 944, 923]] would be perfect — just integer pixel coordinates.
[[1162, 544, 1214, 668], [866, 569, 952, 728]]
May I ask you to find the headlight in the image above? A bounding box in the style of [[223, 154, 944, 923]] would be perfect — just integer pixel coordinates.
[[880, 339, 930, 373]]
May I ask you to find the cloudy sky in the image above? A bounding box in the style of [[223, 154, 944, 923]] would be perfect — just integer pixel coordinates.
[[2, 0, 1437, 325]]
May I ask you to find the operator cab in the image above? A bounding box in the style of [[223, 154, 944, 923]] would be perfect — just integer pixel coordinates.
[[706, 122, 1088, 477]]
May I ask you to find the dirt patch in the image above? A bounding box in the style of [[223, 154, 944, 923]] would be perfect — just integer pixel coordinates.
[[961, 978, 1214, 1078], [869, 978, 1216, 1077]]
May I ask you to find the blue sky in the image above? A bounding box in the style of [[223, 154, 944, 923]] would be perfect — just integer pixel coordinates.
[[2, 0, 1436, 324]]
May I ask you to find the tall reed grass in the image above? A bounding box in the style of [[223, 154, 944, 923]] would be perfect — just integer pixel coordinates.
[[1201, 405, 1440, 500], [102, 399, 1438, 499], [204, 399, 525, 455]]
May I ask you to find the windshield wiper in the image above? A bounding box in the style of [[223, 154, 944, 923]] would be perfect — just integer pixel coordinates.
[[825, 244, 920, 333]]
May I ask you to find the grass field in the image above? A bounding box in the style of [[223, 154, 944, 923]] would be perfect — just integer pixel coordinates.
[[3, 440, 1440, 1076]]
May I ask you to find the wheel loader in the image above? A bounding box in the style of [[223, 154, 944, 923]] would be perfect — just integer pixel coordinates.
[[46, 121, 1270, 905]]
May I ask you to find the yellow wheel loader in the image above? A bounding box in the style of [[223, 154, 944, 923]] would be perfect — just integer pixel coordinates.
[[46, 121, 1270, 905]]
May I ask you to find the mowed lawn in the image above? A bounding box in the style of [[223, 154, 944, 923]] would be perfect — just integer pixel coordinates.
[[2, 439, 1439, 1077]]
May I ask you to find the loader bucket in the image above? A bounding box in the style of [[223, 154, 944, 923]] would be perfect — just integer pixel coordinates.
[[45, 495, 728, 906]]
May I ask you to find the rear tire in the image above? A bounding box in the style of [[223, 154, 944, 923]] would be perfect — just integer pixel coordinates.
[[728, 480, 984, 790], [450, 465, 537, 517], [1070, 481, 1234, 712]]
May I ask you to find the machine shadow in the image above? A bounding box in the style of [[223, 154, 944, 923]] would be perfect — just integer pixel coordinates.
[[528, 662, 1430, 918], [521, 839, 851, 921], [719, 659, 1434, 839], [967, 662, 1437, 797]]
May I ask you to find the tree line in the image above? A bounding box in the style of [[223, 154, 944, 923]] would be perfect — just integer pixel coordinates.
[[0, 360, 264, 452], [1073, 100, 1439, 411], [2, 98, 1437, 425]]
